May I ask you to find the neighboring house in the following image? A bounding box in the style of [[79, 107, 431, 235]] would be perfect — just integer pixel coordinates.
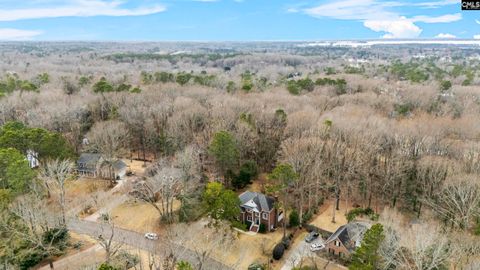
[[77, 153, 127, 180], [238, 191, 283, 233], [26, 149, 39, 168], [325, 221, 371, 257]]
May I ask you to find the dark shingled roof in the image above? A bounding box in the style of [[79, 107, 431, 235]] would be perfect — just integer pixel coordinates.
[[239, 191, 275, 212], [113, 160, 127, 170], [326, 222, 371, 252], [78, 153, 101, 165]]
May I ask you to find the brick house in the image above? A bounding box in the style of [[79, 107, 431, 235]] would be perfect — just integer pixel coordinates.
[[325, 222, 370, 257], [238, 191, 283, 233]]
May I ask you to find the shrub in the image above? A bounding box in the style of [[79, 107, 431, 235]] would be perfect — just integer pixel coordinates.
[[93, 77, 113, 93], [272, 243, 285, 260], [98, 263, 119, 270], [346, 208, 365, 222], [232, 160, 258, 189], [259, 223, 266, 233], [242, 81, 253, 91], [394, 102, 414, 117], [177, 261, 194, 270], [440, 80, 452, 92], [346, 207, 378, 222], [226, 81, 236, 92], [43, 227, 69, 249], [364, 207, 374, 216], [302, 210, 313, 224], [111, 251, 139, 269], [232, 220, 248, 231], [287, 80, 300, 95], [176, 73, 192, 86], [289, 209, 300, 227], [296, 78, 315, 92], [18, 249, 46, 270], [248, 263, 266, 270]]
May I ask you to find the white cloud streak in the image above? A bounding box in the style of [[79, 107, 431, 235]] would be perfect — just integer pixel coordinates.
[[435, 33, 456, 38], [0, 28, 42, 40], [0, 0, 166, 21]]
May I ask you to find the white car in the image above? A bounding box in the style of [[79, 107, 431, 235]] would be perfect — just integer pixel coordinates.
[[310, 243, 325, 252], [144, 232, 158, 240]]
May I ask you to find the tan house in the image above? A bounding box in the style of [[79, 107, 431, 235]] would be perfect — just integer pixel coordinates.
[[325, 222, 370, 257], [238, 191, 283, 233]]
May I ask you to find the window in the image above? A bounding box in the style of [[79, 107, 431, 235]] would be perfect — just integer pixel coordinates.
[[262, 212, 269, 220], [247, 215, 252, 222], [335, 241, 341, 247]]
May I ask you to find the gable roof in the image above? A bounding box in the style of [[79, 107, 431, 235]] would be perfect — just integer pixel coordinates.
[[239, 191, 275, 212], [78, 153, 101, 166], [113, 159, 127, 170], [326, 222, 371, 251]]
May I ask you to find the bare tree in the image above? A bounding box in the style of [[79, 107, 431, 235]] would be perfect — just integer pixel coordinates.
[[39, 159, 74, 226], [87, 120, 129, 182], [6, 194, 66, 270], [426, 177, 480, 230], [130, 163, 182, 223], [379, 208, 451, 270], [97, 215, 124, 263]]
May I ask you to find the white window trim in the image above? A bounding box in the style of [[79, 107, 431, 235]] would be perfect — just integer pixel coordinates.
[[262, 212, 269, 220], [247, 215, 252, 222]]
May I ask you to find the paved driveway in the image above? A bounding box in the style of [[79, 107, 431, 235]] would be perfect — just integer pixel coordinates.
[[281, 235, 325, 270]]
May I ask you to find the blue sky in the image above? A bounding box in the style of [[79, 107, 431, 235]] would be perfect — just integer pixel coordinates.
[[0, 0, 477, 41]]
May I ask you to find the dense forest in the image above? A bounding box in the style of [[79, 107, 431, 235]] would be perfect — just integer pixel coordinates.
[[0, 42, 479, 270]]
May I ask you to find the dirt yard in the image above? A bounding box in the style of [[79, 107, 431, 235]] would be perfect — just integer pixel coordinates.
[[123, 159, 150, 176], [110, 199, 181, 233], [310, 199, 349, 233]]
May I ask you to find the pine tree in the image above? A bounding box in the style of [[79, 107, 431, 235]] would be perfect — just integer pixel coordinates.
[[349, 224, 385, 270]]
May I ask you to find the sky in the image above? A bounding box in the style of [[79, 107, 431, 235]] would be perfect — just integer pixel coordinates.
[[0, 0, 478, 41]]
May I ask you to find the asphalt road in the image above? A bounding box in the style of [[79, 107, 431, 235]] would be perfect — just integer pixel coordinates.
[[67, 219, 233, 270]]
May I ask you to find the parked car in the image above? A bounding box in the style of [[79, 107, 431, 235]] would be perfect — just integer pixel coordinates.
[[310, 243, 325, 252], [305, 231, 320, 243], [144, 232, 158, 240]]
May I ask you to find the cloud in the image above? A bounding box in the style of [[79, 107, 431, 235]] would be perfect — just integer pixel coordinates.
[[286, 8, 299, 13], [0, 28, 42, 40], [0, 0, 166, 21], [474, 35, 480, 39], [435, 33, 456, 38], [412, 13, 461, 23], [304, 0, 397, 21], [364, 18, 422, 38], [476, 19, 480, 25], [304, 0, 462, 39], [414, 0, 459, 8]]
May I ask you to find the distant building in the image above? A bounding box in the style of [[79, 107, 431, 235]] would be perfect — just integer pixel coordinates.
[[26, 149, 39, 168], [77, 153, 127, 180], [325, 221, 371, 257], [238, 191, 283, 233]]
